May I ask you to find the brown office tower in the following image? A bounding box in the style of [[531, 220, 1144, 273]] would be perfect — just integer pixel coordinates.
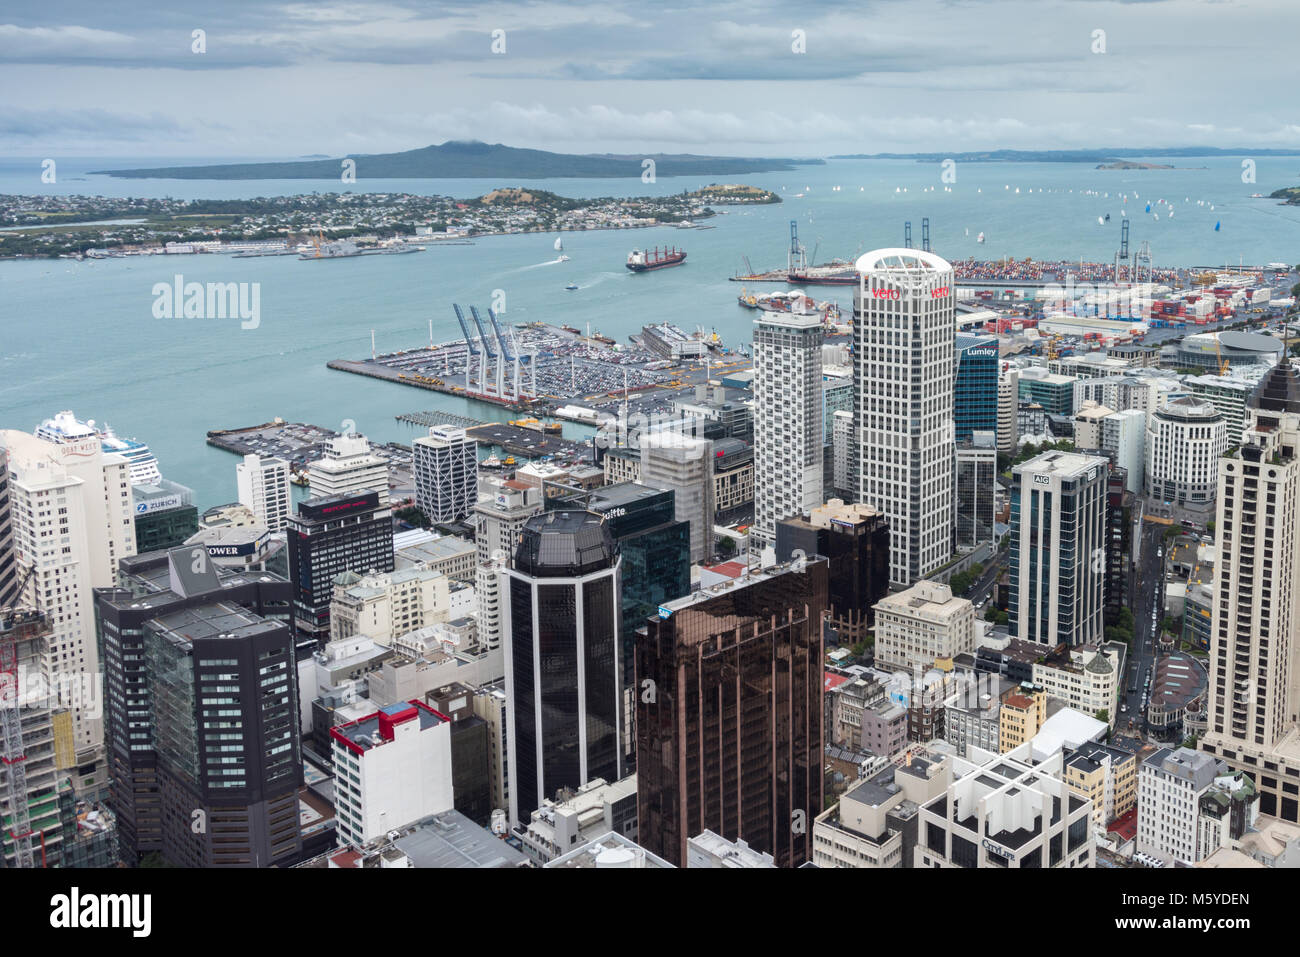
[[774, 499, 889, 646], [636, 558, 828, 867]]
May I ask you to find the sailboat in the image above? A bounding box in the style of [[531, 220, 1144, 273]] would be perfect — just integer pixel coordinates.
[[977, 232, 986, 244], [554, 236, 570, 263]]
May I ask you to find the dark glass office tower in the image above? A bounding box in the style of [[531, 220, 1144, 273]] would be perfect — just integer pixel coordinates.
[[94, 546, 301, 866], [775, 503, 888, 646], [501, 510, 622, 826], [954, 334, 1000, 440], [286, 490, 394, 649], [636, 558, 828, 868], [547, 482, 690, 756]]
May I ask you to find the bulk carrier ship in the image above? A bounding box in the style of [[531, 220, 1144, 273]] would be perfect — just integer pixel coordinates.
[[626, 246, 686, 272]]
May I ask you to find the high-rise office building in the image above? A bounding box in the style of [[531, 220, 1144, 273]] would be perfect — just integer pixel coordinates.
[[954, 431, 998, 550], [636, 558, 828, 868], [853, 248, 955, 587], [1146, 397, 1228, 508], [549, 482, 691, 770], [500, 510, 623, 825], [132, 478, 199, 552], [473, 477, 543, 655], [236, 453, 292, 532], [414, 426, 476, 524], [1, 428, 137, 763], [831, 409, 855, 500], [1008, 451, 1108, 647], [1200, 362, 1300, 824], [752, 310, 824, 547], [286, 491, 395, 647], [308, 433, 391, 504], [775, 498, 889, 646], [954, 334, 1000, 440], [997, 366, 1020, 455], [95, 546, 301, 866], [639, 431, 713, 563]]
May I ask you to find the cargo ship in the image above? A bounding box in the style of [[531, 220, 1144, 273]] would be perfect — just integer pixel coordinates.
[[627, 246, 686, 272], [786, 261, 858, 286]]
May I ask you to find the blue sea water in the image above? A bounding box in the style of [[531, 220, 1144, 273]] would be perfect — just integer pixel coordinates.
[[1, 154, 1297, 508]]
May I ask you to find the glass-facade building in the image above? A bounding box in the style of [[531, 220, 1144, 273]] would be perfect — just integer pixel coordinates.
[[954, 334, 1000, 441], [502, 510, 623, 825], [95, 546, 297, 864], [774, 505, 889, 646], [954, 433, 998, 549], [1008, 452, 1108, 647], [286, 490, 394, 649], [636, 559, 828, 868]]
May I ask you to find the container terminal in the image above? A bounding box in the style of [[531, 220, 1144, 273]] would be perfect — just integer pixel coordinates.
[[328, 306, 732, 411]]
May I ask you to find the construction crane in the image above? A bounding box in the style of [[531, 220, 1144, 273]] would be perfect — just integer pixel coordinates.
[[1, 562, 40, 869], [921, 217, 931, 253], [904, 220, 913, 249], [1214, 334, 1230, 375], [451, 304, 480, 392]]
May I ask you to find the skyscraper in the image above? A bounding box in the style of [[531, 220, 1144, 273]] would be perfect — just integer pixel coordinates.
[[549, 482, 691, 770], [636, 558, 828, 868], [1008, 451, 1108, 647], [954, 431, 998, 550], [753, 310, 824, 547], [774, 498, 889, 647], [954, 333, 1000, 440], [639, 430, 714, 563], [1200, 362, 1300, 824], [413, 426, 476, 524], [95, 546, 301, 866], [236, 453, 292, 532], [853, 248, 956, 587], [473, 477, 543, 654], [500, 510, 623, 825], [997, 366, 1020, 455], [1, 428, 137, 764], [286, 490, 395, 647]]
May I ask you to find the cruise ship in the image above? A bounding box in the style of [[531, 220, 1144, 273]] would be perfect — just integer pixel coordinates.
[[35, 410, 162, 485]]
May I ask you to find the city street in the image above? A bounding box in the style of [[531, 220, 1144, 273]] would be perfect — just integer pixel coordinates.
[[1121, 520, 1169, 734]]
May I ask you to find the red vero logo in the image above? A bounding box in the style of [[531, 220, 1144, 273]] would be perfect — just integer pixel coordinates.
[[872, 288, 900, 300], [931, 286, 950, 298]]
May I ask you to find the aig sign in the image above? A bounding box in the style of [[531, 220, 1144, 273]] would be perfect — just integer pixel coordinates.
[[1033, 474, 1051, 486]]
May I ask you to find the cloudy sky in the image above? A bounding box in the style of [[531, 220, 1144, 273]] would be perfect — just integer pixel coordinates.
[[2, 0, 1297, 158]]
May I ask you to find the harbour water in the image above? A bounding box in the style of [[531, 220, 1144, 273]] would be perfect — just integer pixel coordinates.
[[2, 155, 1298, 507]]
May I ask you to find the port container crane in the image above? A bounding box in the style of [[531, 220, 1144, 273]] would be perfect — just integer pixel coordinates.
[[452, 304, 481, 392], [469, 306, 504, 397]]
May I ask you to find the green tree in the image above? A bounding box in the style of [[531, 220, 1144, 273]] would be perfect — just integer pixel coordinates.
[[394, 505, 430, 528], [950, 571, 973, 594], [1095, 709, 1109, 725], [717, 536, 736, 555]]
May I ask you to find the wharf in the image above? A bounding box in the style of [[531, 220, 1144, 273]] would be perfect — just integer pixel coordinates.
[[327, 358, 535, 411], [396, 411, 486, 429], [465, 421, 590, 461]]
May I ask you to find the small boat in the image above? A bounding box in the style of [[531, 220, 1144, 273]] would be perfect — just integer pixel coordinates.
[[977, 232, 986, 244], [565, 282, 578, 290]]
